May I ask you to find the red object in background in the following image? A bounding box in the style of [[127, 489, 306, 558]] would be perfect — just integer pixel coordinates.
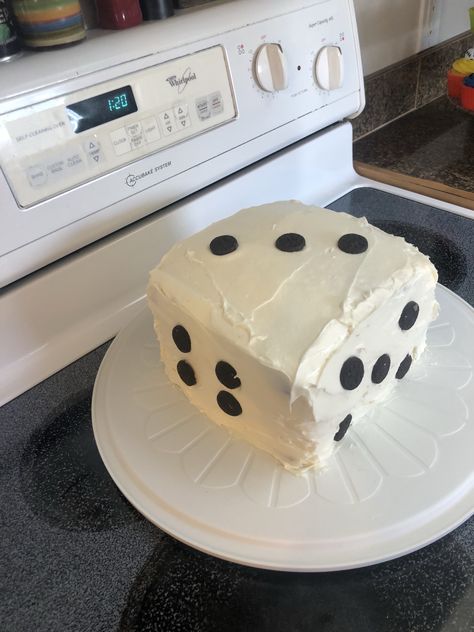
[[447, 69, 465, 98], [96, 0, 142, 29], [460, 83, 474, 111]]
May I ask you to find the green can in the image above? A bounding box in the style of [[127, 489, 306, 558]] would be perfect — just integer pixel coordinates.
[[0, 0, 22, 61]]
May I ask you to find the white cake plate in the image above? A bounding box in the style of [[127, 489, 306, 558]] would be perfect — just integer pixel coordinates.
[[92, 284, 474, 571]]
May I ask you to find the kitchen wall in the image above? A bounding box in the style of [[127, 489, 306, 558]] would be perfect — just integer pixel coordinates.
[[437, 0, 473, 43], [352, 0, 423, 75], [335, 0, 473, 76]]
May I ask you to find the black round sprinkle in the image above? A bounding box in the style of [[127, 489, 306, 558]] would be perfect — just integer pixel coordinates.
[[398, 301, 420, 331], [217, 391, 242, 416], [215, 361, 241, 389], [209, 235, 238, 256], [172, 325, 191, 353], [275, 233, 306, 252], [371, 354, 391, 384], [396, 354, 412, 380], [340, 357, 364, 390], [177, 360, 196, 386], [334, 414, 352, 442], [337, 233, 369, 254]]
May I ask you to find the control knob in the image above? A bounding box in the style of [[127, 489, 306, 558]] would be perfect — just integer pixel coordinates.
[[314, 45, 343, 91], [253, 43, 288, 93]]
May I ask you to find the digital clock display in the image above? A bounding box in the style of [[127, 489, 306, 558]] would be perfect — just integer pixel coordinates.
[[67, 85, 137, 133]]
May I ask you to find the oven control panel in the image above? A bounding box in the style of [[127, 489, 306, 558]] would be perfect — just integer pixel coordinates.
[[0, 0, 364, 287], [0, 46, 236, 207]]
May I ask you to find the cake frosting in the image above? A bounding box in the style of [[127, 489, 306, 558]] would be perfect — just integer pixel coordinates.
[[147, 201, 439, 472]]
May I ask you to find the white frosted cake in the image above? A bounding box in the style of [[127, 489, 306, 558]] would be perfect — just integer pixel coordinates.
[[147, 201, 439, 472]]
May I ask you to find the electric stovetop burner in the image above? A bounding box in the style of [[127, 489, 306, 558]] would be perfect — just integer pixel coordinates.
[[21, 391, 139, 532], [370, 220, 467, 291]]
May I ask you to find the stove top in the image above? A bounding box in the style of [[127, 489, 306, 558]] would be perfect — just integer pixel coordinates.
[[2, 188, 473, 632]]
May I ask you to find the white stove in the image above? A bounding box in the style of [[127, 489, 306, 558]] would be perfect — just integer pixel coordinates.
[[0, 0, 363, 402], [0, 0, 472, 406], [0, 0, 363, 284], [1, 1, 474, 615]]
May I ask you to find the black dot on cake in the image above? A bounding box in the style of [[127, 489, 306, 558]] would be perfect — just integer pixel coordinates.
[[337, 233, 368, 254], [209, 235, 238, 256], [275, 233, 306, 252], [398, 301, 419, 331], [177, 360, 197, 386], [172, 325, 191, 353], [334, 414, 352, 442], [215, 361, 241, 389], [396, 354, 412, 379], [371, 354, 391, 384], [217, 391, 242, 416], [340, 356, 364, 390]]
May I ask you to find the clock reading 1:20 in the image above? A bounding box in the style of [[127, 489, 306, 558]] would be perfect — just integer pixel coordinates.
[[67, 85, 137, 133], [108, 93, 129, 112]]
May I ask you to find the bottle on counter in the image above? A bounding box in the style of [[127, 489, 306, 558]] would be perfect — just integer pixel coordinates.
[[12, 0, 86, 49], [80, 0, 99, 29], [0, 0, 22, 60], [95, 0, 142, 29], [140, 0, 173, 21]]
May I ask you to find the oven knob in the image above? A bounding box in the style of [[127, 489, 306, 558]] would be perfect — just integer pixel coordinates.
[[253, 43, 288, 92], [314, 45, 344, 91]]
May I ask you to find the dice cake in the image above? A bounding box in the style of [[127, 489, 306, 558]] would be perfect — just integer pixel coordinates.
[[147, 201, 439, 473]]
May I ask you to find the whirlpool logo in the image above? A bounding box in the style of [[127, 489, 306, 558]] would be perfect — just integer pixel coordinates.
[[165, 67, 197, 94]]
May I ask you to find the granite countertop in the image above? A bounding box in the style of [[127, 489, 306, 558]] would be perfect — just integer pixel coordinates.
[[354, 96, 474, 210]]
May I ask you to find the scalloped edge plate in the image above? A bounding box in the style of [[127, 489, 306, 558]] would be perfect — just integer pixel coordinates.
[[92, 284, 474, 571]]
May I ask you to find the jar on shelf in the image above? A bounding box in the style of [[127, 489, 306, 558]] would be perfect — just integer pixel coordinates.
[[12, 0, 86, 49], [95, 0, 142, 29], [140, 0, 173, 21]]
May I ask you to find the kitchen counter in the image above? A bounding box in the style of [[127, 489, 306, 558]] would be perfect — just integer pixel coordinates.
[[354, 96, 474, 210]]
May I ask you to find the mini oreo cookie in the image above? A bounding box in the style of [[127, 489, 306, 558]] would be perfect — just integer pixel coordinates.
[[215, 361, 241, 389], [340, 356, 364, 390], [337, 233, 368, 254], [275, 233, 306, 252], [172, 325, 191, 353], [217, 391, 242, 416], [396, 354, 412, 379], [398, 301, 419, 331], [209, 235, 238, 256], [177, 360, 197, 386], [334, 414, 352, 441], [371, 354, 391, 384]]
